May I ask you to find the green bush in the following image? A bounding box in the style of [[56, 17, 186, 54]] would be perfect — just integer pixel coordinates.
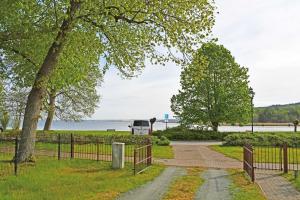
[[151, 136, 170, 146], [157, 136, 170, 146], [153, 126, 232, 141], [223, 133, 300, 146]]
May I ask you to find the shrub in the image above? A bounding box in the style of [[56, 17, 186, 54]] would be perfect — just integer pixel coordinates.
[[223, 133, 300, 146], [153, 126, 232, 141], [151, 136, 170, 146], [157, 136, 170, 146]]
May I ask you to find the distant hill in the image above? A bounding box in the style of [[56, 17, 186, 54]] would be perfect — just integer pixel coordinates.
[[254, 103, 300, 123]]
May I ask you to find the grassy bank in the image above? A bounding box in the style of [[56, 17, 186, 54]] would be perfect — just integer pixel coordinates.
[[153, 145, 174, 159], [229, 170, 266, 200], [0, 158, 164, 200], [282, 172, 300, 191]]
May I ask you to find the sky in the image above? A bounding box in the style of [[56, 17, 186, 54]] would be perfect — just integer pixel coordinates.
[[92, 0, 300, 120]]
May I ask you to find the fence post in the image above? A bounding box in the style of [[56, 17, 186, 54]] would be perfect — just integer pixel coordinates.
[[134, 149, 137, 175], [70, 134, 74, 159], [283, 144, 288, 173], [14, 136, 18, 176], [58, 134, 61, 160], [243, 146, 246, 171], [280, 146, 283, 171], [96, 139, 99, 161], [146, 138, 152, 165], [251, 145, 255, 182]]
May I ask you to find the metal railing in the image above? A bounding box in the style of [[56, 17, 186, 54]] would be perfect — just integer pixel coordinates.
[[133, 142, 152, 175], [0, 133, 150, 176]]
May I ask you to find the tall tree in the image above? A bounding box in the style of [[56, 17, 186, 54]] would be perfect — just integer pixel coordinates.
[[171, 42, 251, 131], [0, 0, 215, 162]]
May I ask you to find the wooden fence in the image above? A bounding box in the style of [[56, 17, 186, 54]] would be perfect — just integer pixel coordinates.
[[243, 144, 255, 182]]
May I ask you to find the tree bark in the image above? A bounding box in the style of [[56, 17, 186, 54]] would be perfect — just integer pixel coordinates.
[[212, 122, 219, 132], [16, 1, 81, 163], [43, 90, 56, 131]]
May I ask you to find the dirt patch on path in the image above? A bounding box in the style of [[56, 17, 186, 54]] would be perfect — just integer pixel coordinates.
[[156, 142, 242, 169]]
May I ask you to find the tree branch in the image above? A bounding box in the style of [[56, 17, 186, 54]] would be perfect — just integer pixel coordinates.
[[11, 48, 38, 67]]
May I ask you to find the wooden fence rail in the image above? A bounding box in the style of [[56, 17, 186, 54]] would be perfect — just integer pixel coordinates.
[[243, 144, 255, 182]]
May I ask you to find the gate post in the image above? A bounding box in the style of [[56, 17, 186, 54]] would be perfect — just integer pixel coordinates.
[[283, 144, 288, 173], [58, 134, 61, 160], [251, 145, 255, 182], [146, 138, 152, 165], [14, 136, 18, 176], [70, 134, 74, 159], [243, 144, 255, 182]]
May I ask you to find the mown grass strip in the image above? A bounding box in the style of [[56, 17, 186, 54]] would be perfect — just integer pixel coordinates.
[[153, 145, 174, 159], [163, 168, 204, 200], [228, 170, 266, 200]]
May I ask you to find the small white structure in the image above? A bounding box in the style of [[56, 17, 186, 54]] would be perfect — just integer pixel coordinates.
[[112, 142, 125, 169]]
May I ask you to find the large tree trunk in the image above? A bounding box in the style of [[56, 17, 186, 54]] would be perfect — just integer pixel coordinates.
[[16, 1, 80, 163], [43, 91, 56, 131], [212, 122, 219, 132]]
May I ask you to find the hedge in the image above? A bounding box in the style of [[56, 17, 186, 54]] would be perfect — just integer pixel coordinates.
[[153, 126, 232, 141], [223, 133, 300, 146]]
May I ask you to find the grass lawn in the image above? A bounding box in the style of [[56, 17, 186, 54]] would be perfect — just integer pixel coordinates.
[[153, 145, 174, 159], [211, 145, 300, 164], [228, 170, 266, 200], [210, 146, 243, 161], [282, 171, 300, 191], [0, 158, 164, 200], [163, 168, 204, 200]]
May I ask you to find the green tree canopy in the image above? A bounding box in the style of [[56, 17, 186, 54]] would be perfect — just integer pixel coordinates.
[[171, 42, 251, 131], [0, 0, 215, 162]]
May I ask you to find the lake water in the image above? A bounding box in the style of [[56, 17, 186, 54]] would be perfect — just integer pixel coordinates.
[[36, 120, 295, 132]]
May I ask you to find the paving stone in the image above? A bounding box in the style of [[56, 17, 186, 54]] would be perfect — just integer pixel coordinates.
[[195, 169, 232, 200], [156, 143, 242, 169], [256, 170, 300, 200]]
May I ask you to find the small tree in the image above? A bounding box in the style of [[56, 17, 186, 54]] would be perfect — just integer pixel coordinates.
[[171, 42, 251, 131], [293, 119, 299, 132]]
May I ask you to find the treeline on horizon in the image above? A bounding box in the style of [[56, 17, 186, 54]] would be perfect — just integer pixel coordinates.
[[254, 102, 300, 123]]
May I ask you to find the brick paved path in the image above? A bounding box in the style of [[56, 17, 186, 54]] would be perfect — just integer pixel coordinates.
[[156, 142, 242, 169], [256, 170, 300, 200]]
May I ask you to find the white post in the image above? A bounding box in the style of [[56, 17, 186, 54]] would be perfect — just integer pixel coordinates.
[[112, 142, 125, 169]]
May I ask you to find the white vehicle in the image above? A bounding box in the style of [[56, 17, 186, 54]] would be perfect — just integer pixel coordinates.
[[129, 120, 151, 135]]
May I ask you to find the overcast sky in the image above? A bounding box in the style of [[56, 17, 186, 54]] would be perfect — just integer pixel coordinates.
[[92, 0, 300, 120]]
